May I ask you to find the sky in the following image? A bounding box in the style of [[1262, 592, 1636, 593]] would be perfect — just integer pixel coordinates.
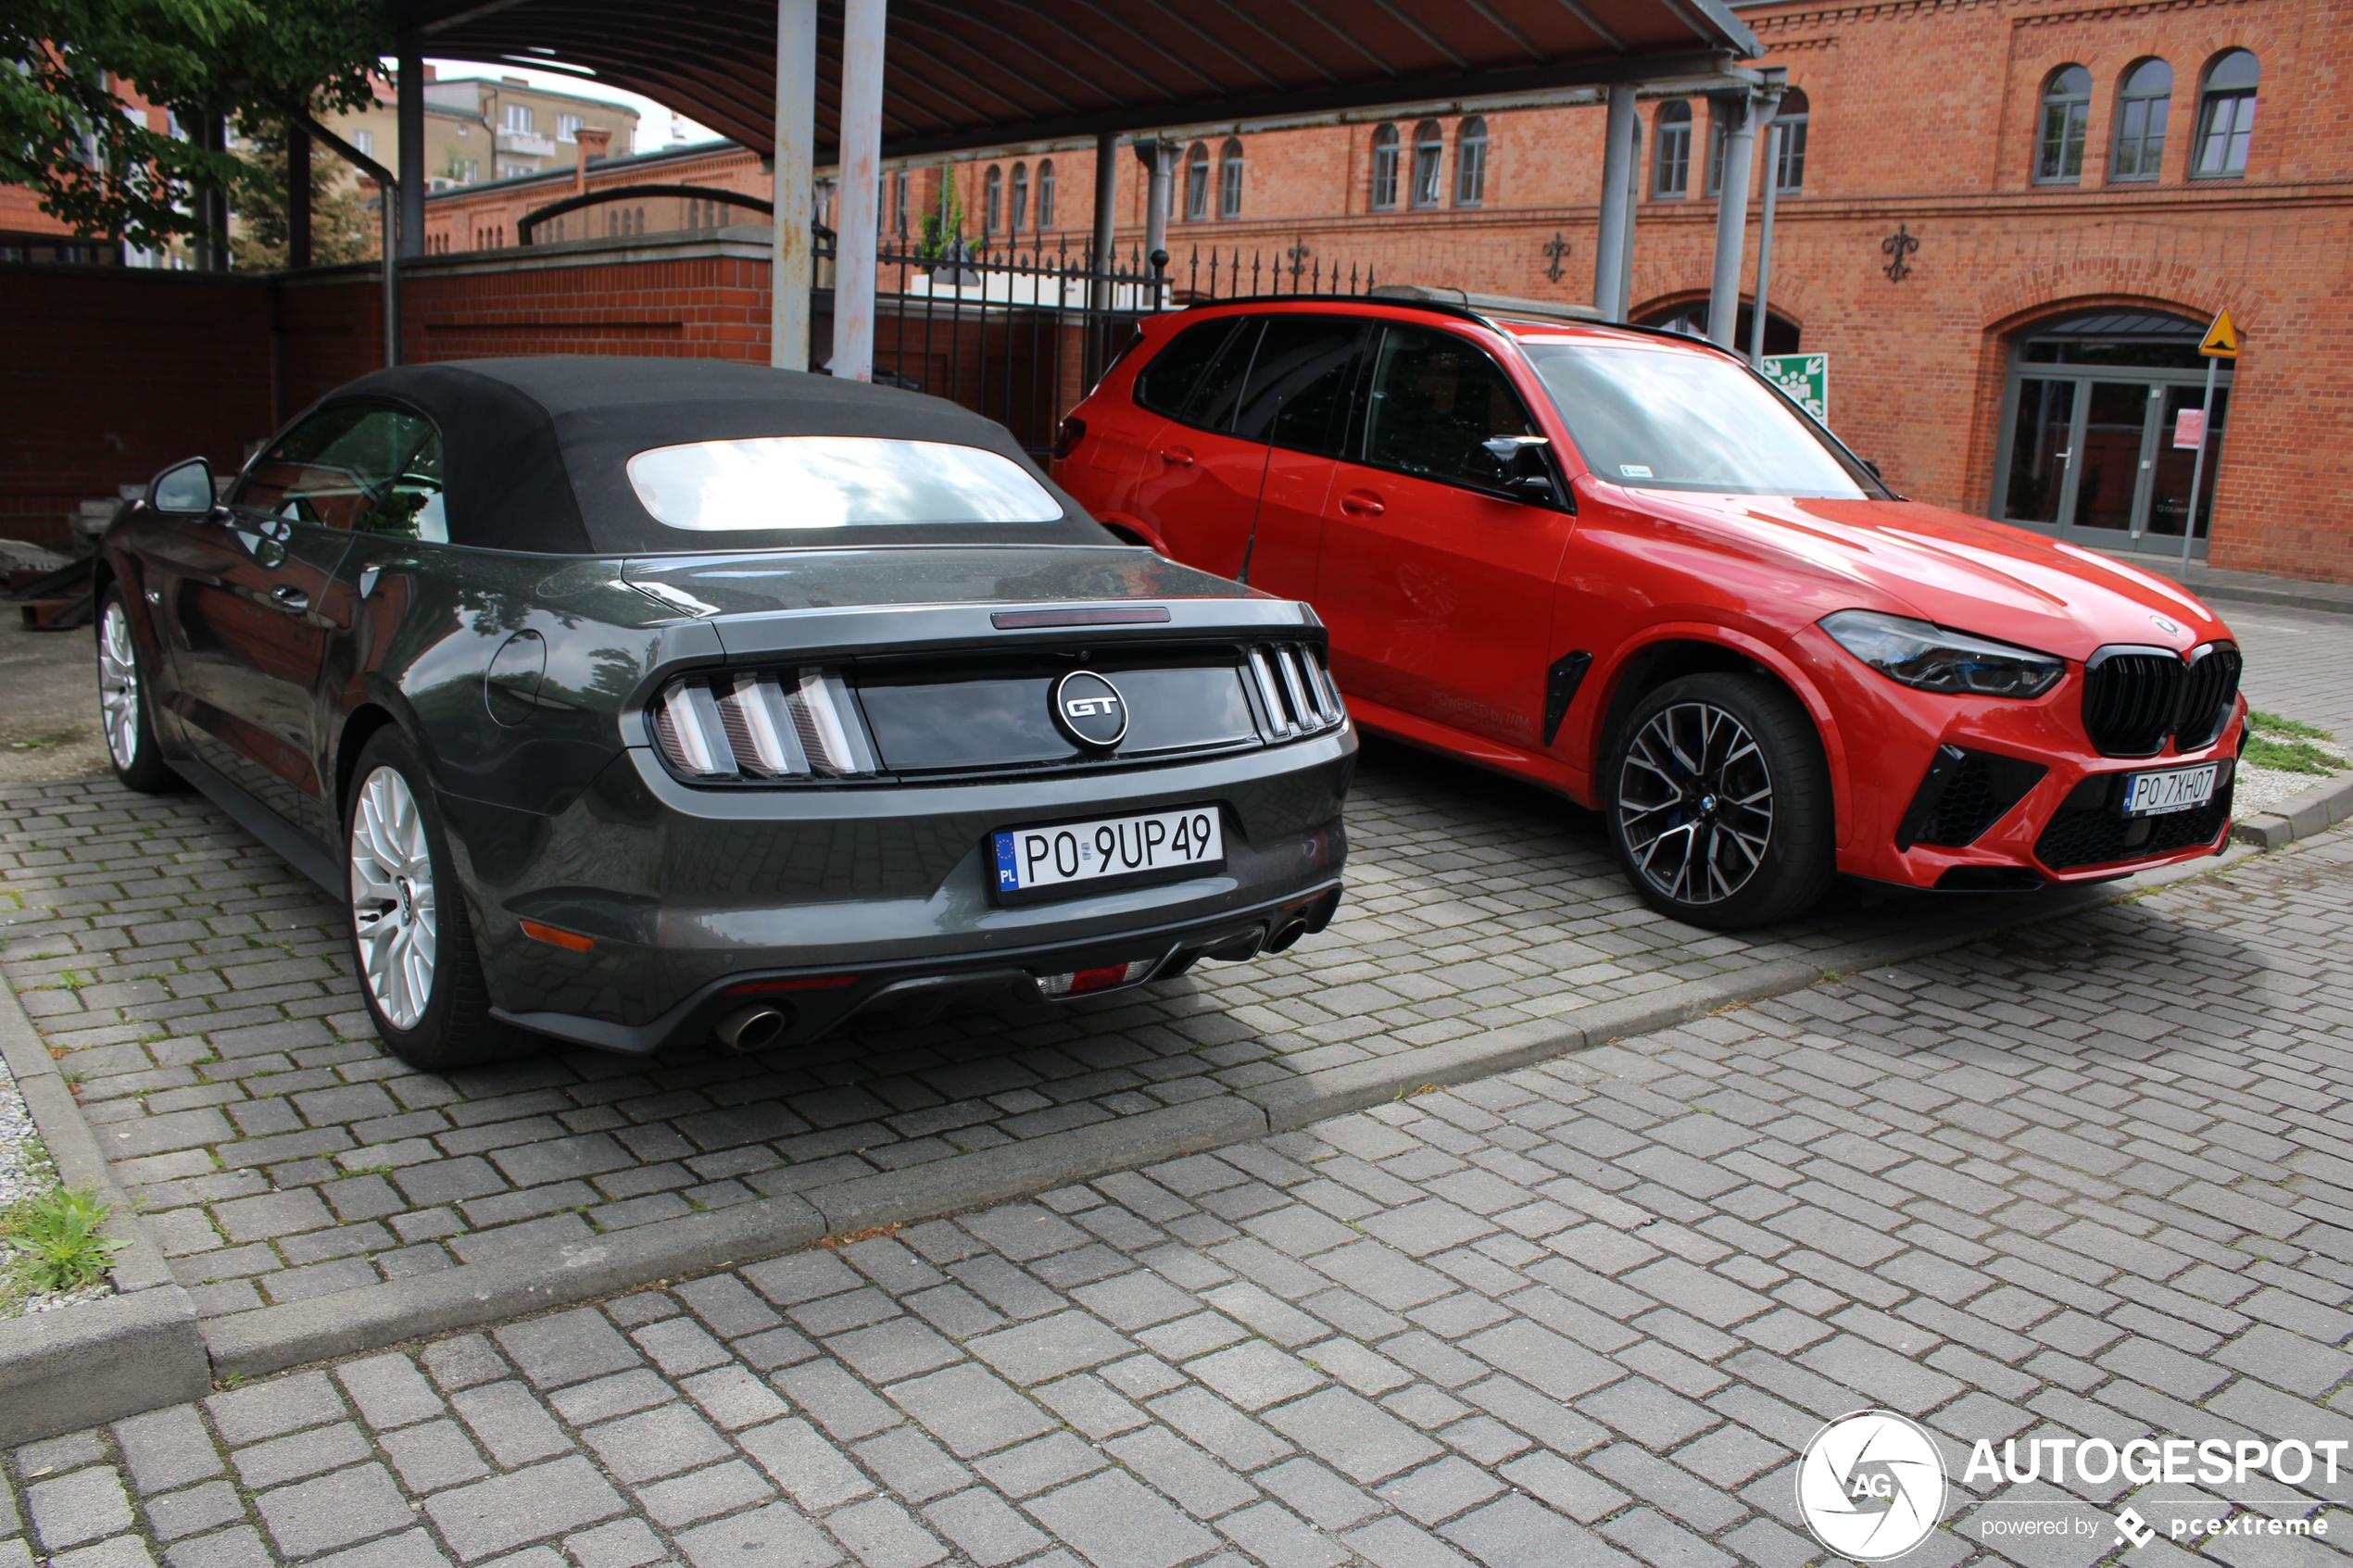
[[422, 58, 722, 154]]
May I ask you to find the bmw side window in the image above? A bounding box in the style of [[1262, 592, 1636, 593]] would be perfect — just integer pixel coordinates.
[[1230, 318, 1365, 456], [1182, 319, 1265, 432], [1363, 326, 1540, 493], [234, 406, 440, 533], [1133, 320, 1241, 418]]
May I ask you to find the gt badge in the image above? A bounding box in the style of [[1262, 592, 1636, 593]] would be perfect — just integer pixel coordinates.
[[1052, 671, 1128, 750]]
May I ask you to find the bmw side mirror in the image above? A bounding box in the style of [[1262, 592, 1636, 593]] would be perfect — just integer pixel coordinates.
[[147, 458, 216, 516], [1481, 435, 1560, 507]]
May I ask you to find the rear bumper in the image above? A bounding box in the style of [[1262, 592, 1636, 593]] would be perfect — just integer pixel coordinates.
[[493, 879, 1340, 1054], [453, 728, 1354, 1051]]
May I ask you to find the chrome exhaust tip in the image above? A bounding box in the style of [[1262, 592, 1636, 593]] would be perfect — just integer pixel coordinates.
[[714, 1004, 790, 1054], [1263, 918, 1310, 955]]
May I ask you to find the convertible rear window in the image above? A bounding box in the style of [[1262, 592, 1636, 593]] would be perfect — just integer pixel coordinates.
[[1524, 341, 1872, 497], [626, 437, 1063, 531]]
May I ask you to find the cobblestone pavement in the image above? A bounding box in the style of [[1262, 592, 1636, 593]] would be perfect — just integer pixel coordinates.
[[0, 747, 2020, 1328], [5, 826, 2352, 1568], [0, 600, 2341, 1331]]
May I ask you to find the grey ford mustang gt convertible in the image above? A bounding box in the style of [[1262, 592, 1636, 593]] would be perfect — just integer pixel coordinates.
[[99, 358, 1353, 1071]]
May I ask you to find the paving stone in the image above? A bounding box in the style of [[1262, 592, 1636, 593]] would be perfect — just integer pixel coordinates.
[[633, 1461, 772, 1529], [820, 1498, 946, 1568], [252, 1464, 414, 1558], [231, 1422, 371, 1488], [336, 1355, 446, 1431], [1022, 1471, 1219, 1568], [205, 1374, 344, 1446], [379, 1421, 491, 1493], [671, 1503, 842, 1568], [560, 1519, 668, 1568], [452, 1383, 575, 1467], [922, 1490, 1048, 1568], [495, 1313, 642, 1390], [28, 1469, 133, 1549], [422, 1457, 628, 1562], [738, 1421, 872, 1512], [886, 1364, 1054, 1459], [307, 1530, 454, 1568], [113, 1408, 223, 1496]]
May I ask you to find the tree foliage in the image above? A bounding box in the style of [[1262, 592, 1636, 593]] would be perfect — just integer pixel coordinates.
[[230, 119, 378, 268], [2, 0, 390, 249]]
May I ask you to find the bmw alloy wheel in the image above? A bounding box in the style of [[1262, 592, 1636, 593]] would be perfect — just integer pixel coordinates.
[[1615, 700, 1775, 907], [350, 765, 437, 1030], [98, 600, 141, 771]]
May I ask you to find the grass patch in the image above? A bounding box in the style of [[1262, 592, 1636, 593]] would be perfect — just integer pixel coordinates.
[[2244, 735, 2344, 777], [1, 1185, 128, 1308], [2249, 710, 2334, 743]]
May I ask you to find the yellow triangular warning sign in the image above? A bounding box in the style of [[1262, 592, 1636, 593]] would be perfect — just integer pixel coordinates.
[[2199, 309, 2238, 358]]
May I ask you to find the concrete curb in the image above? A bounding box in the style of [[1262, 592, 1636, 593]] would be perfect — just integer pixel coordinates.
[[2232, 771, 2353, 851], [16, 833, 2276, 1403], [0, 981, 211, 1445]]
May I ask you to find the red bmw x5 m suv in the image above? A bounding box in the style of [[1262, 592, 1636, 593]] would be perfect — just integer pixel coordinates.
[[1052, 295, 2245, 929]]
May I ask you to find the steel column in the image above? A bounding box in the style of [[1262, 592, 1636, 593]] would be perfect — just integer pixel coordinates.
[[1706, 91, 1757, 349], [833, 0, 887, 380], [1592, 82, 1636, 322], [1140, 140, 1172, 298], [2183, 357, 2220, 562], [286, 125, 312, 270], [771, 0, 817, 370], [396, 40, 424, 259], [1088, 130, 1117, 311]]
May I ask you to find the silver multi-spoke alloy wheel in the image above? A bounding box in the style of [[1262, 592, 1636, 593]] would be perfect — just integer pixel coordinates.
[[98, 600, 141, 771], [350, 765, 438, 1031], [1616, 700, 1776, 907]]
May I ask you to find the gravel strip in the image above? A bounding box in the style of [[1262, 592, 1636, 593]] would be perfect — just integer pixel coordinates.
[[0, 1054, 47, 1210]]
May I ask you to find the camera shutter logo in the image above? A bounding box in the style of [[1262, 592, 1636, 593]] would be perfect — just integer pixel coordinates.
[[1796, 1410, 1948, 1561], [1052, 671, 1128, 749]]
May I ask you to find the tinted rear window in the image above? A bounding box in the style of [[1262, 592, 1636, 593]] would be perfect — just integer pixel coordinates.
[[1134, 320, 1242, 418], [1234, 318, 1362, 455]]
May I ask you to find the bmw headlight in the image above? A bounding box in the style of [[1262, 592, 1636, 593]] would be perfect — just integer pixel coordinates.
[[1819, 609, 2064, 698]]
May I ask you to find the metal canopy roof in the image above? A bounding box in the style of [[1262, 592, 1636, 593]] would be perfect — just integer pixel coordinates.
[[400, 0, 1763, 162]]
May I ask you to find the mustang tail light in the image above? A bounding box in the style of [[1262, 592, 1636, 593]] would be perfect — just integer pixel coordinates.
[[652, 669, 880, 781], [1037, 959, 1157, 997], [1248, 644, 1346, 739]]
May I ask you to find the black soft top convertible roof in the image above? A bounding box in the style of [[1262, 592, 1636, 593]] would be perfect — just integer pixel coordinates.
[[321, 357, 1108, 556]]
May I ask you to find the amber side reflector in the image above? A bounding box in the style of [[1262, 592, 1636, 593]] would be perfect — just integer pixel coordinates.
[[726, 975, 859, 995], [519, 920, 594, 951]]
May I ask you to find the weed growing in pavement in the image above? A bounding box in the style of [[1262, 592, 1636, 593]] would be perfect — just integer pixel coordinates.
[[2249, 709, 2334, 741], [2245, 734, 2343, 776], [0, 1185, 127, 1305]]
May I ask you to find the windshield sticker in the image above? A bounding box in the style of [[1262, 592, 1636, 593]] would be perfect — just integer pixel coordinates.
[[1619, 464, 1655, 479]]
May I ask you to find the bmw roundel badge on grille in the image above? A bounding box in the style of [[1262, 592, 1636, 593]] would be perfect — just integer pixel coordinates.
[[1052, 671, 1128, 749]]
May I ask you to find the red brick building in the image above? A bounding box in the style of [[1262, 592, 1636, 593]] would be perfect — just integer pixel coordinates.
[[925, 0, 2344, 583]]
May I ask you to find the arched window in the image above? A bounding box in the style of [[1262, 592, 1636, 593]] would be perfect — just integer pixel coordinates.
[[1453, 116, 1487, 205], [1219, 138, 1243, 219], [1654, 101, 1692, 196], [1370, 124, 1400, 209], [1183, 142, 1209, 220], [1410, 119, 1443, 206], [2195, 50, 2259, 177], [1772, 88, 1809, 191], [1012, 161, 1028, 232], [2036, 66, 2092, 183], [1037, 159, 1054, 230], [983, 164, 1001, 235], [2110, 59, 2171, 181]]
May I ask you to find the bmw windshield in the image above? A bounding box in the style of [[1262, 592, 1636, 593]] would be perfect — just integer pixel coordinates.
[[1522, 339, 1882, 498]]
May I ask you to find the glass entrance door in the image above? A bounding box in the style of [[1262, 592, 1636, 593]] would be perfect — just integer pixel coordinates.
[[1991, 310, 2230, 558]]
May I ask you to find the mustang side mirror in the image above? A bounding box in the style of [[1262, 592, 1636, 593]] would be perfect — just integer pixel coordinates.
[[147, 458, 217, 517]]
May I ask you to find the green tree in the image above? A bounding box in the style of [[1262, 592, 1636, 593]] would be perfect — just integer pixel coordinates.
[[229, 117, 378, 268], [918, 166, 963, 262], [1, 0, 390, 252]]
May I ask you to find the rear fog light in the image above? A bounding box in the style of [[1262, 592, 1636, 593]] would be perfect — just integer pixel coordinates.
[[1037, 960, 1156, 997]]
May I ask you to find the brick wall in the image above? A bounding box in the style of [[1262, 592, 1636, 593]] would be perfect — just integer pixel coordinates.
[[0, 265, 276, 550]]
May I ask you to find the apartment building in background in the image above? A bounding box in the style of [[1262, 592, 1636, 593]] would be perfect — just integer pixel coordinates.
[[325, 69, 639, 193]]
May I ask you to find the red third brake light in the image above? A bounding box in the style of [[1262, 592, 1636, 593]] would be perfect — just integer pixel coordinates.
[[1052, 415, 1087, 461], [725, 976, 859, 995]]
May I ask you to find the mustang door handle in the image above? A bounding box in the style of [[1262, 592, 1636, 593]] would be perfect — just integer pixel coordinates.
[[271, 584, 309, 611], [1339, 490, 1386, 517], [1158, 446, 1195, 467]]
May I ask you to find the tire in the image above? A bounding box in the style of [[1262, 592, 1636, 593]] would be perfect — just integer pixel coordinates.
[[1604, 671, 1835, 930], [345, 727, 522, 1072], [95, 586, 182, 794]]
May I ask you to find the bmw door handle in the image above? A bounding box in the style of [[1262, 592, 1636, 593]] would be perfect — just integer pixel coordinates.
[[1340, 489, 1386, 517], [1158, 445, 1195, 467], [271, 584, 310, 612]]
